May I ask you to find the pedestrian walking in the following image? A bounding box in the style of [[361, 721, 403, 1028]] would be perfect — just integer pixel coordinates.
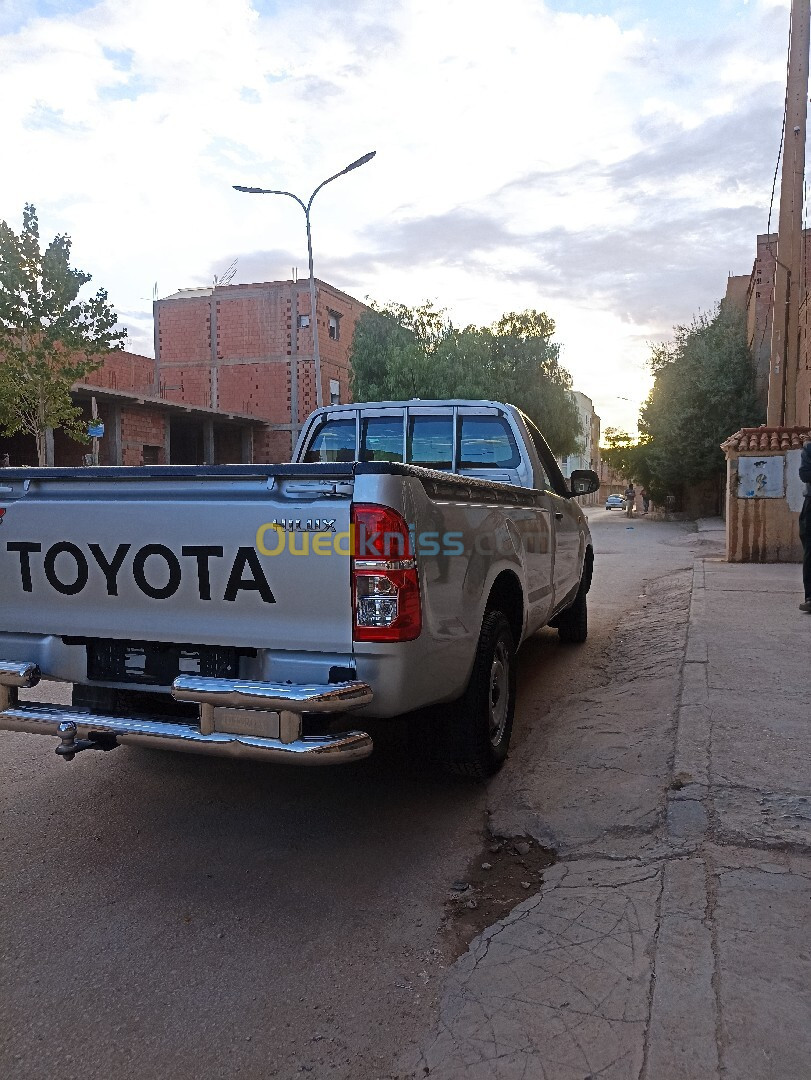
[[800, 440, 811, 612], [641, 487, 650, 514], [624, 483, 636, 518]]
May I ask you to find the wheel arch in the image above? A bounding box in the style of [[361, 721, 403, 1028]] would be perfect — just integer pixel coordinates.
[[583, 544, 594, 593], [485, 570, 524, 645]]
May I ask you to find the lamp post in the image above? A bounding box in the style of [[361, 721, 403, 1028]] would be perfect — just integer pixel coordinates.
[[234, 151, 376, 409]]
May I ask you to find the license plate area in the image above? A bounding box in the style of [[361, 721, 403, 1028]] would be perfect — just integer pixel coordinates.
[[211, 707, 280, 739], [81, 639, 255, 686]]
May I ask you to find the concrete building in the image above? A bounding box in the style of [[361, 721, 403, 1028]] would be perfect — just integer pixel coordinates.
[[154, 278, 368, 461], [725, 230, 811, 421], [558, 390, 600, 477], [723, 232, 811, 563], [557, 391, 601, 506]]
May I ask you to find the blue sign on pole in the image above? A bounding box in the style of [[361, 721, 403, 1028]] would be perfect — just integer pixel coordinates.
[[88, 422, 105, 438]]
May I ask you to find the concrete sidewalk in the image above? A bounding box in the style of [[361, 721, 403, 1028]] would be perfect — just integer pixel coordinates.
[[409, 524, 811, 1080]]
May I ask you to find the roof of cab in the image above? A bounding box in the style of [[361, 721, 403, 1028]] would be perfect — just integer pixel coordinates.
[[309, 399, 513, 412]]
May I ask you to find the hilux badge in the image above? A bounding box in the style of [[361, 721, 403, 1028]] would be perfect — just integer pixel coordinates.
[[270, 519, 336, 533]]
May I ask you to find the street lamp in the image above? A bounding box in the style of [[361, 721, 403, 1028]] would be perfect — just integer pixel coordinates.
[[234, 151, 376, 409]]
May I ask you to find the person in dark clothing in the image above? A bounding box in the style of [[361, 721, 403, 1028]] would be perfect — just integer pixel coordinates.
[[800, 440, 811, 612]]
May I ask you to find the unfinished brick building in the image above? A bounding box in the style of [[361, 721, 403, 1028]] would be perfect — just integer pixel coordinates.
[[0, 277, 367, 467], [0, 349, 260, 468], [154, 278, 368, 461]]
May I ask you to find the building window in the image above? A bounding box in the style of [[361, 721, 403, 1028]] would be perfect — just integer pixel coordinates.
[[329, 379, 340, 405], [298, 314, 310, 329], [328, 311, 341, 340]]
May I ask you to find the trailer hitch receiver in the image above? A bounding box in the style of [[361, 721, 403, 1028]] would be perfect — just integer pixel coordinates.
[[55, 720, 119, 762]]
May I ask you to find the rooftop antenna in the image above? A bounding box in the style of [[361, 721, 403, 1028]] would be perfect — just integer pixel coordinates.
[[213, 258, 238, 287]]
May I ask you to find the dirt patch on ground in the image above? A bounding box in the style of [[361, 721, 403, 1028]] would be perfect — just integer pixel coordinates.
[[442, 832, 555, 959]]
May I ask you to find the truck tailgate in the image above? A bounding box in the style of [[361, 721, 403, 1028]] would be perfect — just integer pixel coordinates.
[[0, 469, 354, 653]]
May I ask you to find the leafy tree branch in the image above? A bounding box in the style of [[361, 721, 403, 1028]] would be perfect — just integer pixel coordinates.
[[0, 204, 126, 464], [350, 301, 582, 457], [600, 303, 763, 509]]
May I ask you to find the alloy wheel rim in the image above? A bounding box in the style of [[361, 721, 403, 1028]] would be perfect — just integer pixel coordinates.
[[488, 639, 510, 746]]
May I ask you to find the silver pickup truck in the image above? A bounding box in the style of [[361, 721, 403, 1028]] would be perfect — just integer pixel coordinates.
[[0, 399, 598, 777]]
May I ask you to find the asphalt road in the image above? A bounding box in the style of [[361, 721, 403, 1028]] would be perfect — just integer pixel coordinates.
[[0, 509, 700, 1080]]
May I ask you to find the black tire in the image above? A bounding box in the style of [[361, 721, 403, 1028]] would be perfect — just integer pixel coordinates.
[[436, 610, 516, 778], [556, 581, 588, 644]]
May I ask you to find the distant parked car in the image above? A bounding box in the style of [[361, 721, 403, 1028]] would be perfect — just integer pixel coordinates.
[[605, 493, 624, 510]]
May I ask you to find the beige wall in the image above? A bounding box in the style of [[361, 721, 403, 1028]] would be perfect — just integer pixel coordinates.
[[725, 452, 803, 562]]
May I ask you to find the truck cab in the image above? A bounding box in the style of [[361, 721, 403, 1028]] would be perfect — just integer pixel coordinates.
[[295, 399, 573, 496]]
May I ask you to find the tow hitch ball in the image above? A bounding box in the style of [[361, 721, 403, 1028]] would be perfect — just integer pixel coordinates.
[[56, 721, 119, 762]]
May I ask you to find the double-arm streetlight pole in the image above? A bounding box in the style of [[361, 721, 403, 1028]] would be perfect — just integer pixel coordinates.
[[234, 151, 376, 409]]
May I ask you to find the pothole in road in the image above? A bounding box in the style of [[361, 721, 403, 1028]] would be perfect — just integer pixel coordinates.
[[442, 833, 555, 959]]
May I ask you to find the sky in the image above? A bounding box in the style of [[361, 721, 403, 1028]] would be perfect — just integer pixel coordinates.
[[0, 0, 795, 434]]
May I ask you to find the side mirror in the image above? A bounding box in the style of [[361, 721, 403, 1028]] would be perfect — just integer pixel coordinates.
[[569, 469, 600, 497]]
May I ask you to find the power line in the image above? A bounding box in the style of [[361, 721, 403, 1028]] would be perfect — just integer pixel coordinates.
[[757, 6, 794, 357]]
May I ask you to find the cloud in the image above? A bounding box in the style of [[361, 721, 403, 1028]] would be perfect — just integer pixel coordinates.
[[0, 0, 794, 431], [24, 102, 88, 132], [518, 203, 763, 323], [357, 209, 515, 266], [609, 102, 783, 194], [297, 77, 342, 103]]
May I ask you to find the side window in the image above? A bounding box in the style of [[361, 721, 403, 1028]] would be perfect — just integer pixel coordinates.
[[361, 416, 404, 462], [407, 415, 453, 470], [458, 415, 520, 469], [302, 418, 356, 462], [524, 415, 560, 492], [534, 461, 551, 490]]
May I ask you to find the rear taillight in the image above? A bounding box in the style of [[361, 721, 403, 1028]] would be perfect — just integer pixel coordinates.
[[352, 504, 421, 642]]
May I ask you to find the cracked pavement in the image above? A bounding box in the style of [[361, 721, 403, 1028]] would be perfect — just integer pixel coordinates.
[[407, 517, 811, 1080]]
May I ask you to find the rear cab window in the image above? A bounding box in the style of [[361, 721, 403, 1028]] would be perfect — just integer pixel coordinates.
[[361, 416, 404, 462], [458, 415, 520, 469], [407, 415, 453, 470]]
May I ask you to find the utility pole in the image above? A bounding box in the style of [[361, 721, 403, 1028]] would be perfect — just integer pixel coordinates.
[[767, 0, 810, 427]]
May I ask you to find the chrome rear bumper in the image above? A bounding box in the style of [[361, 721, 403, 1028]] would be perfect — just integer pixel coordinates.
[[0, 663, 374, 765]]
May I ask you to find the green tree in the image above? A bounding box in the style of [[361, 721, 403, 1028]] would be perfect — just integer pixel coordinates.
[[488, 311, 581, 457], [637, 303, 762, 507], [350, 301, 582, 456], [0, 204, 126, 465], [600, 427, 653, 486]]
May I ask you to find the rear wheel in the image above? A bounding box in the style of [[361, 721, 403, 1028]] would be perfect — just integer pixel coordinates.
[[436, 610, 516, 778]]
